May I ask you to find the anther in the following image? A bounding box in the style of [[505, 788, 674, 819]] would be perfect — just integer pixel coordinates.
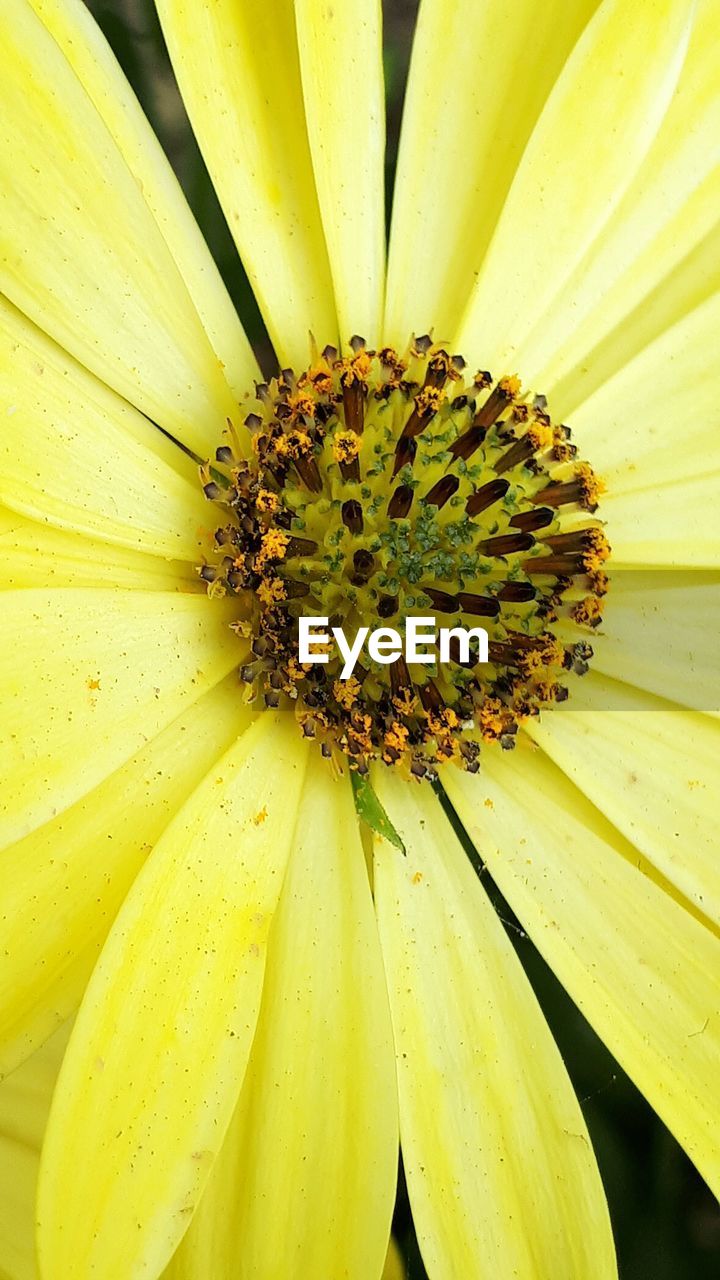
[[351, 549, 375, 584], [493, 435, 535, 474], [476, 532, 535, 557], [378, 594, 399, 618], [424, 475, 459, 508], [392, 435, 417, 478], [472, 378, 518, 429], [465, 478, 510, 517], [341, 499, 364, 534], [449, 424, 487, 461], [457, 592, 501, 617], [510, 507, 554, 532], [388, 484, 414, 518], [523, 554, 585, 576], [423, 587, 460, 614], [496, 581, 537, 602]]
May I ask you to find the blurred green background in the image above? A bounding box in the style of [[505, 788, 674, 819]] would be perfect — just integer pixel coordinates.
[[85, 3, 719, 1275]]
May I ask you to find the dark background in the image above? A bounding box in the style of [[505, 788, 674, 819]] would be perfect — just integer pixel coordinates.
[[84, 3, 719, 1274]]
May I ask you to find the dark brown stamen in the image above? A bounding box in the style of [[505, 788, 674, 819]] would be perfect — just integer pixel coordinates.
[[351, 549, 375, 584], [283, 579, 310, 599], [543, 530, 595, 553], [392, 435, 417, 478], [473, 381, 515, 429], [493, 435, 535, 474], [424, 475, 459, 508], [342, 381, 365, 434], [389, 655, 412, 698], [338, 457, 361, 484], [449, 424, 486, 461], [510, 507, 554, 532], [457, 592, 501, 617], [532, 479, 596, 510], [388, 484, 414, 518], [378, 595, 399, 618], [286, 536, 318, 557], [293, 455, 322, 493], [341, 499, 363, 534], [419, 679, 443, 712], [423, 587, 460, 614], [496, 581, 537, 602], [465, 478, 510, 517], [477, 532, 535, 557], [523, 554, 585, 576]]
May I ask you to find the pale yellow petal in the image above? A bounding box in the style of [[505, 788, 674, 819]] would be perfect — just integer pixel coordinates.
[[373, 772, 615, 1280], [0, 1145, 42, 1280], [601, 473, 720, 568], [444, 748, 720, 1197], [0, 1025, 69, 1150], [0, 506, 197, 593], [167, 762, 397, 1280], [295, 0, 385, 346], [381, 1239, 406, 1280], [0, 299, 213, 561], [384, 0, 600, 347], [37, 714, 309, 1280], [0, 1027, 68, 1280], [550, 212, 720, 418], [520, 0, 720, 396], [0, 1138, 38, 1280], [457, 0, 693, 372], [0, 677, 253, 1077], [0, 0, 239, 455], [156, 0, 337, 367], [28, 0, 259, 401], [568, 291, 720, 492], [577, 571, 720, 714], [0, 588, 242, 847], [526, 673, 720, 926]]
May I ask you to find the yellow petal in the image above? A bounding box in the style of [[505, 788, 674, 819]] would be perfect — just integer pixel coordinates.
[[601, 473, 720, 568], [0, 1024, 69, 1150], [373, 772, 615, 1280], [0, 506, 197, 593], [167, 762, 397, 1280], [384, 0, 600, 347], [0, 299, 213, 561], [295, 0, 385, 346], [0, 0, 239, 455], [0, 1136, 38, 1280], [444, 748, 720, 1197], [580, 571, 719, 714], [568, 290, 720, 492], [0, 677, 254, 1077], [526, 673, 720, 927], [0, 588, 241, 847], [457, 0, 693, 372], [156, 0, 337, 367], [381, 1238, 406, 1280], [520, 0, 720, 398], [0, 1026, 68, 1280], [27, 0, 259, 402], [550, 207, 720, 419], [37, 714, 309, 1280]]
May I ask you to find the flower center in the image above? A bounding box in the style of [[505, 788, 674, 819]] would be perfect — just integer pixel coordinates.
[[199, 336, 609, 779]]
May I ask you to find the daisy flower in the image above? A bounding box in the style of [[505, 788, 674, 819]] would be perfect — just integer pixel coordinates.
[[1, 0, 719, 1277]]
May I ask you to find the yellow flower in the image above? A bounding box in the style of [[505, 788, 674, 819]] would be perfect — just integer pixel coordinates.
[[0, 0, 719, 1278]]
